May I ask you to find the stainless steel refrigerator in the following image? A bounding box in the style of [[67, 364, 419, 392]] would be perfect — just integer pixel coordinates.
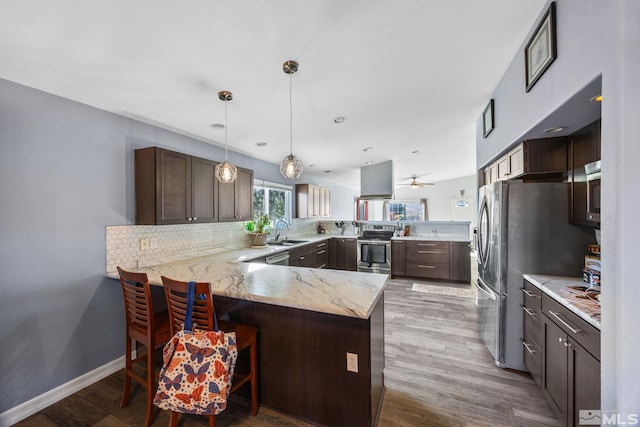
[[475, 180, 594, 370]]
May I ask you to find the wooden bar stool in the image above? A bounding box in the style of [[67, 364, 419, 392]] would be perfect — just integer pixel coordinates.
[[161, 276, 259, 427], [117, 267, 171, 427]]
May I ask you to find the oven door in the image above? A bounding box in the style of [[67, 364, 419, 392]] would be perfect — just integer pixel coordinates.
[[357, 241, 390, 274]]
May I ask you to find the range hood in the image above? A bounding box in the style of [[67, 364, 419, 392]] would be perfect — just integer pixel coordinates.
[[360, 160, 394, 199]]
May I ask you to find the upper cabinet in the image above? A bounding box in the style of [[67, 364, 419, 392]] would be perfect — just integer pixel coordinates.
[[295, 184, 331, 218], [135, 147, 253, 225], [569, 120, 601, 227], [482, 137, 568, 185], [218, 167, 253, 222]]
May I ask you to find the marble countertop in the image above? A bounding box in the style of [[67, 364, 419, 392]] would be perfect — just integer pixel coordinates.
[[524, 274, 600, 329], [107, 237, 388, 319]]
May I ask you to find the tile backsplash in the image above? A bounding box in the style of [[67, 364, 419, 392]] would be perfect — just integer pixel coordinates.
[[106, 219, 318, 272]]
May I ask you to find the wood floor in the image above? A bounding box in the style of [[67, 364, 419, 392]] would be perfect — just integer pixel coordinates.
[[15, 278, 560, 427]]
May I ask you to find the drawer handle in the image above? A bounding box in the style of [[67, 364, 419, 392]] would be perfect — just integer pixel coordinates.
[[417, 243, 437, 246], [548, 311, 581, 335], [522, 289, 538, 298], [317, 243, 326, 248], [417, 250, 439, 254], [522, 341, 536, 354], [300, 256, 305, 260], [317, 250, 326, 255], [522, 306, 537, 317], [318, 264, 326, 269], [418, 265, 436, 269]]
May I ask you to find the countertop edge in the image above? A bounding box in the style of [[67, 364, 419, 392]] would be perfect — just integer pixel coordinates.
[[523, 274, 600, 330]]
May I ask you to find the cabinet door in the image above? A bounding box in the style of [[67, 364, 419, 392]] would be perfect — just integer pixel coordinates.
[[569, 121, 600, 226], [157, 149, 191, 224], [344, 239, 357, 271], [191, 156, 218, 223], [312, 186, 321, 217], [449, 242, 471, 282], [218, 167, 253, 222], [328, 238, 337, 269], [496, 155, 510, 181], [235, 167, 253, 221], [391, 241, 406, 276], [568, 339, 600, 427], [524, 137, 568, 174], [543, 318, 568, 421], [320, 187, 331, 217], [507, 143, 524, 178]]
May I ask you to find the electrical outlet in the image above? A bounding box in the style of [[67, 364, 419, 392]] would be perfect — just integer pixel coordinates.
[[346, 352, 358, 373], [140, 238, 149, 251]]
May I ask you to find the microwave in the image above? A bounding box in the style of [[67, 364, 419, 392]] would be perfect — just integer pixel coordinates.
[[585, 160, 601, 223]]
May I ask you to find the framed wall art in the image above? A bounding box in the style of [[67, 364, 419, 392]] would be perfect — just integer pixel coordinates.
[[525, 2, 557, 92], [483, 99, 494, 138]]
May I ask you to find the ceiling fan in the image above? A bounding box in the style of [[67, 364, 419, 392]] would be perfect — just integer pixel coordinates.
[[397, 174, 434, 189]]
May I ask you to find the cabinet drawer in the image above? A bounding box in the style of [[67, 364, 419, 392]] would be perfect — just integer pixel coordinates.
[[542, 293, 600, 360], [523, 280, 542, 312], [523, 305, 543, 348], [313, 247, 329, 269], [406, 262, 450, 279], [522, 338, 542, 387], [406, 249, 449, 264], [405, 241, 449, 252]]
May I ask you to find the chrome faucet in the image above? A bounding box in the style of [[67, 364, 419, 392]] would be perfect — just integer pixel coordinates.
[[274, 219, 289, 242]]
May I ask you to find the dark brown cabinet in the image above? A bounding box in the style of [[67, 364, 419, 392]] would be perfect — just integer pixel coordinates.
[[527, 288, 601, 427], [569, 120, 601, 227], [217, 166, 253, 222], [135, 147, 219, 225], [522, 281, 543, 387], [405, 240, 450, 280], [332, 238, 357, 271], [290, 241, 329, 268], [481, 137, 569, 185], [448, 242, 471, 282], [295, 184, 331, 218], [391, 240, 406, 276]]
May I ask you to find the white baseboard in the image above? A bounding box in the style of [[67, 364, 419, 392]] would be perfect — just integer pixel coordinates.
[[0, 356, 125, 427]]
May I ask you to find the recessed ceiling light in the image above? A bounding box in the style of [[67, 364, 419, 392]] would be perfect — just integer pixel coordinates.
[[412, 150, 419, 154], [209, 123, 224, 129], [255, 142, 267, 147], [364, 161, 374, 165], [309, 164, 317, 168], [590, 95, 602, 102], [363, 147, 373, 152], [543, 126, 566, 133], [324, 170, 332, 173], [334, 116, 346, 123]]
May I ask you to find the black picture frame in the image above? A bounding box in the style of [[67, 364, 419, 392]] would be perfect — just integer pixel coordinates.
[[525, 2, 557, 92], [483, 99, 494, 138]]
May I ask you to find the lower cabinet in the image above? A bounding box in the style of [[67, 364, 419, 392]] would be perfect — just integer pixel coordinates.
[[391, 241, 405, 276], [449, 242, 471, 282], [290, 241, 329, 269], [405, 241, 450, 279], [524, 280, 600, 427], [333, 238, 357, 271]]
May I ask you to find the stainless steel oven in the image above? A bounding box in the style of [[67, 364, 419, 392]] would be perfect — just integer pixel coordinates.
[[585, 160, 601, 223], [357, 225, 394, 274]]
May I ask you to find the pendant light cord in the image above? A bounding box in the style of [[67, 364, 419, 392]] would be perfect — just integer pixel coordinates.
[[224, 99, 229, 162], [289, 71, 293, 156]]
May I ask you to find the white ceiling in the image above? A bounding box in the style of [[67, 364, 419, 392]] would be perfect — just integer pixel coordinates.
[[0, 0, 547, 189]]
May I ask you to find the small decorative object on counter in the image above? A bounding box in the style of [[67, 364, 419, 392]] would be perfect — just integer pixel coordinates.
[[318, 223, 325, 234], [246, 214, 271, 248], [583, 243, 601, 291], [335, 221, 345, 235], [404, 225, 411, 237]]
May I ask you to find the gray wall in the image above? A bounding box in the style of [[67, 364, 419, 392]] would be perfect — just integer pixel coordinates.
[[476, 0, 639, 412], [0, 77, 356, 413]]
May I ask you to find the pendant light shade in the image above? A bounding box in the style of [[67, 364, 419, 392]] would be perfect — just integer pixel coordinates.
[[280, 60, 304, 180], [215, 90, 237, 183]]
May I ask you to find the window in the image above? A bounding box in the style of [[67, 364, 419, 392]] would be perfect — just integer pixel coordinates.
[[253, 180, 293, 224], [385, 199, 428, 221]]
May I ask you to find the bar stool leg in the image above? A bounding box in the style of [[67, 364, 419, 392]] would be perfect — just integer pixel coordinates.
[[121, 336, 132, 408], [250, 337, 258, 416], [144, 343, 155, 427]]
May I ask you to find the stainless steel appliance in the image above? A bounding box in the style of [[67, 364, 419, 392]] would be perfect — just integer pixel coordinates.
[[247, 251, 290, 266], [476, 180, 594, 370], [585, 160, 601, 222], [357, 224, 394, 274]]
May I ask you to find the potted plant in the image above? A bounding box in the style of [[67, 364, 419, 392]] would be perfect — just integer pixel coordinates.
[[246, 214, 271, 247]]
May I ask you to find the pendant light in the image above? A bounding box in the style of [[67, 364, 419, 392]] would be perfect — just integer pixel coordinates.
[[280, 60, 304, 180], [215, 90, 238, 183]]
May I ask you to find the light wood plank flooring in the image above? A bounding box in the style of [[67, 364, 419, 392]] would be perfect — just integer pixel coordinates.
[[15, 278, 559, 426]]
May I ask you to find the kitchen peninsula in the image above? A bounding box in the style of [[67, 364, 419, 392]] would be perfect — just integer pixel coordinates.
[[106, 247, 387, 427]]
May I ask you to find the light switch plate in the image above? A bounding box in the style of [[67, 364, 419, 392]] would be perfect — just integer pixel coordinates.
[[140, 238, 149, 251], [346, 352, 358, 373]]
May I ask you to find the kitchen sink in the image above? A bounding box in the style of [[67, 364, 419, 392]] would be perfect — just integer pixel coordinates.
[[267, 239, 309, 246]]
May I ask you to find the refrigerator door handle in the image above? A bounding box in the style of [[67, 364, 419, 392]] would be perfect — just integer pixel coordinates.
[[476, 279, 497, 301]]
